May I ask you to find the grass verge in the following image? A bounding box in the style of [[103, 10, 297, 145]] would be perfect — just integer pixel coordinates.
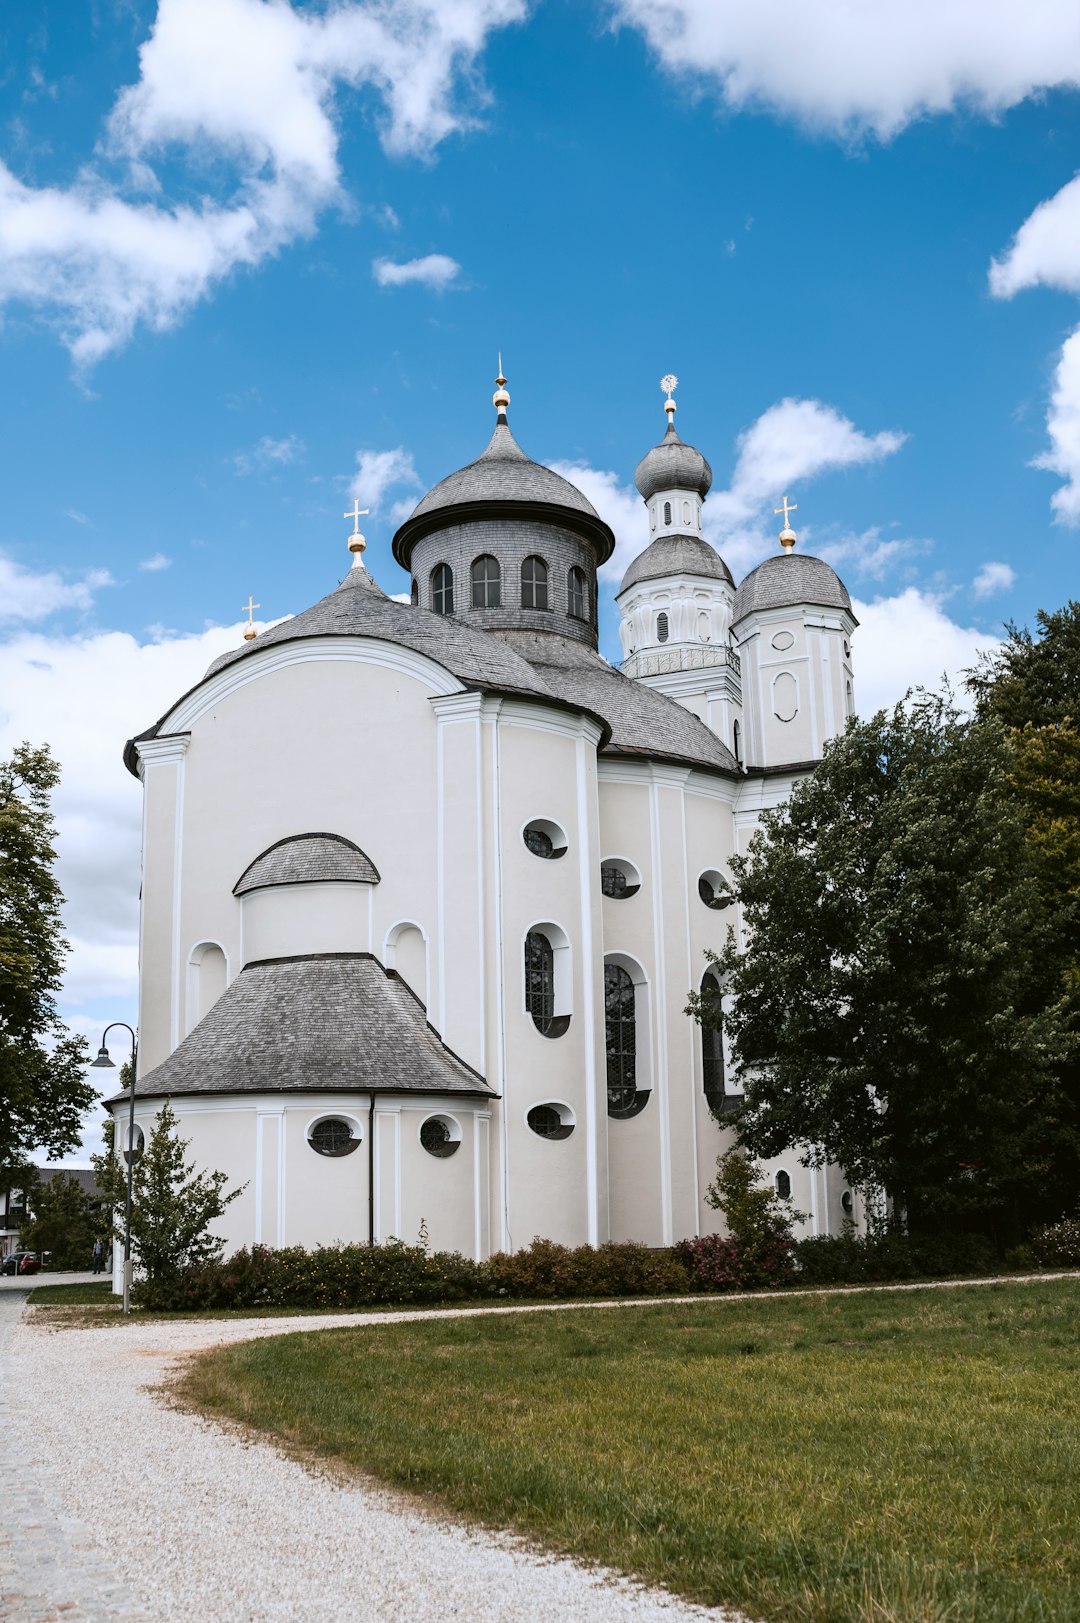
[[177, 1279, 1080, 1623], [29, 1281, 116, 1304]]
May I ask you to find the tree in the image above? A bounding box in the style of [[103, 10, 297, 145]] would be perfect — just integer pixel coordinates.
[[0, 744, 93, 1178], [968, 600, 1080, 730], [20, 1171, 102, 1270], [689, 693, 1075, 1239], [92, 1101, 244, 1305]]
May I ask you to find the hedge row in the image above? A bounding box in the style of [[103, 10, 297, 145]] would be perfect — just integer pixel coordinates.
[[133, 1219, 1057, 1312]]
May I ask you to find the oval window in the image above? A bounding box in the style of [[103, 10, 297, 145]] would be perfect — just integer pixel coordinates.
[[657, 611, 669, 644], [123, 1124, 145, 1166], [309, 1117, 360, 1157], [526, 1103, 574, 1140], [682, 500, 691, 524], [698, 870, 733, 910], [663, 501, 672, 526], [771, 630, 795, 651], [600, 859, 641, 899], [523, 819, 567, 859], [420, 1116, 460, 1158], [775, 1169, 792, 1200]]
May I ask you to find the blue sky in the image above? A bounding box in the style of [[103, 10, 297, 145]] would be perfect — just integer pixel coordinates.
[[0, 0, 1078, 1155]]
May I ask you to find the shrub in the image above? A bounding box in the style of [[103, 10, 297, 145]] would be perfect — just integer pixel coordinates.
[[685, 1148, 799, 1289], [674, 1230, 797, 1291], [794, 1224, 997, 1286], [484, 1239, 690, 1300], [1029, 1215, 1080, 1268]]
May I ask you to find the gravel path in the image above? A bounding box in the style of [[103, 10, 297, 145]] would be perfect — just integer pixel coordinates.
[[4, 1295, 724, 1622]]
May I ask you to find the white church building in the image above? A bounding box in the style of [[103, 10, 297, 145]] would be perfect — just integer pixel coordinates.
[[115, 375, 862, 1259]]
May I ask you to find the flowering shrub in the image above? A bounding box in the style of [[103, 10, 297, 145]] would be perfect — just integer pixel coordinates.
[[1029, 1216, 1080, 1268]]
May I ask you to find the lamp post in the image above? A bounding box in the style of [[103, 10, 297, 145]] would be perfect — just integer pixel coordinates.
[[90, 1023, 139, 1315]]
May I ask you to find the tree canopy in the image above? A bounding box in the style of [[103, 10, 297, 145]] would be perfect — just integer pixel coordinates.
[[691, 693, 1076, 1237], [0, 744, 93, 1177]]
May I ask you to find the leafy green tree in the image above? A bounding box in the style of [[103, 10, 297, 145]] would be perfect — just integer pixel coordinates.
[[0, 744, 93, 1178], [968, 600, 1080, 730], [20, 1170, 102, 1270], [92, 1101, 244, 1305], [689, 693, 1075, 1238]]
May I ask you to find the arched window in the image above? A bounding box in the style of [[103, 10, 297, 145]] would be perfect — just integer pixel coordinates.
[[410, 578, 418, 606], [471, 554, 501, 608], [525, 931, 555, 1033], [606, 963, 643, 1117], [663, 500, 672, 527], [431, 563, 454, 615], [521, 555, 549, 610], [701, 972, 725, 1112], [775, 1169, 792, 1200], [567, 566, 587, 621], [657, 611, 669, 644], [733, 719, 741, 763]]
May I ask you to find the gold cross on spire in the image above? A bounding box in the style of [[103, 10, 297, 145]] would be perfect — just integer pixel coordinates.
[[774, 496, 798, 551], [242, 595, 260, 642], [344, 499, 369, 535]]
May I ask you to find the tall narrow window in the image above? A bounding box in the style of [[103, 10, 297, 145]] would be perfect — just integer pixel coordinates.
[[567, 566, 587, 621], [701, 972, 726, 1112], [471, 554, 501, 608], [521, 555, 549, 610], [733, 719, 741, 763], [663, 500, 672, 526], [657, 611, 669, 644], [605, 963, 641, 1117], [525, 931, 555, 1033], [431, 563, 454, 615], [410, 578, 418, 606]]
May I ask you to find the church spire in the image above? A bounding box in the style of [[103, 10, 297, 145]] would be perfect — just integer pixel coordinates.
[[774, 495, 798, 552], [344, 498, 369, 571]]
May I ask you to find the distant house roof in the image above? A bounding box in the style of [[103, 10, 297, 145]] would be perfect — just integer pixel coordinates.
[[234, 833, 380, 896], [32, 1168, 102, 1198], [121, 954, 496, 1101]]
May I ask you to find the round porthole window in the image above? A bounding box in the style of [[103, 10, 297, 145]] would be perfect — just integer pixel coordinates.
[[308, 1117, 360, 1157], [698, 870, 734, 910], [526, 1103, 574, 1140], [841, 1190, 854, 1216], [600, 858, 641, 899], [420, 1115, 461, 1158], [123, 1125, 145, 1166], [523, 818, 567, 859]]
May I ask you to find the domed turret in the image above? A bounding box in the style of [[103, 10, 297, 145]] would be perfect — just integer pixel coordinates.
[[391, 371, 614, 647], [634, 426, 713, 504]]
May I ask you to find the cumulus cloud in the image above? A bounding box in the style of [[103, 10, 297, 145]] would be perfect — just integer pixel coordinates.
[[233, 433, 305, 474], [972, 560, 1016, 598], [138, 551, 172, 572], [851, 588, 1002, 715], [348, 445, 422, 516], [0, 554, 114, 622], [990, 175, 1080, 523], [372, 253, 462, 289], [556, 396, 906, 584], [0, 0, 523, 364], [613, 0, 1080, 140]]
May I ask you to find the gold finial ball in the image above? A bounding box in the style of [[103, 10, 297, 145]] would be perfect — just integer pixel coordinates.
[[348, 531, 367, 554], [243, 624, 257, 641], [493, 370, 510, 411], [779, 527, 797, 552]]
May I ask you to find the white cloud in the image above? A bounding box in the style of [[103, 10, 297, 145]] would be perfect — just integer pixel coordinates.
[[138, 551, 172, 572], [613, 0, 1080, 140], [851, 588, 1002, 714], [972, 560, 1016, 597], [372, 253, 462, 290], [990, 176, 1080, 522], [0, 554, 113, 622], [233, 433, 305, 474], [64, 508, 92, 527], [555, 396, 906, 584], [0, 0, 523, 364], [349, 446, 421, 513]]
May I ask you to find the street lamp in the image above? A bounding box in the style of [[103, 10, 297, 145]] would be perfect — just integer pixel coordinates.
[[90, 1023, 139, 1315]]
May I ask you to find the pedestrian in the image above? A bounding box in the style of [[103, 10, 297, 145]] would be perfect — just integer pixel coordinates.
[[105, 1240, 113, 1275], [91, 1237, 104, 1275]]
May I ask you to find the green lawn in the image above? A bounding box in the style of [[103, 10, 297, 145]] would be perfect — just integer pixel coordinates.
[[29, 1280, 116, 1304], [178, 1280, 1080, 1623]]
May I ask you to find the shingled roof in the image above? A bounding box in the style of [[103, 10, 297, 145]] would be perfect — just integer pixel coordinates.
[[234, 834, 380, 896], [619, 534, 734, 594], [124, 955, 494, 1101], [732, 552, 855, 622]]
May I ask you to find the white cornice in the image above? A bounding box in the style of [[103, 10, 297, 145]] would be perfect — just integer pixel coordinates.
[[496, 697, 604, 747], [134, 734, 191, 776], [164, 637, 464, 733]]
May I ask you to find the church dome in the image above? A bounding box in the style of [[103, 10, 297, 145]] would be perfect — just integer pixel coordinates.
[[634, 422, 713, 503], [732, 552, 854, 623], [618, 534, 733, 595], [233, 833, 380, 896]]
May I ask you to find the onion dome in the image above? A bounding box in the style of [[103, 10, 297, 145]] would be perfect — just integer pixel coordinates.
[[619, 534, 733, 596], [732, 553, 855, 623], [634, 421, 713, 503]]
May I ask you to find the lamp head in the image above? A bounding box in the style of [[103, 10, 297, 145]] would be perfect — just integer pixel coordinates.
[[90, 1045, 115, 1069]]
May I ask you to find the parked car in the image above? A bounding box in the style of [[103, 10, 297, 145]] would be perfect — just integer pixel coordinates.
[[0, 1251, 40, 1276]]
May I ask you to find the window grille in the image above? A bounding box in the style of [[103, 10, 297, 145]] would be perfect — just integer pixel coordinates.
[[431, 562, 454, 615], [527, 1104, 572, 1140], [521, 555, 549, 610], [663, 500, 672, 526], [471, 554, 501, 608], [657, 611, 669, 643], [605, 963, 638, 1116], [309, 1118, 356, 1157], [701, 973, 726, 1111], [525, 931, 555, 1033], [601, 864, 628, 898]]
